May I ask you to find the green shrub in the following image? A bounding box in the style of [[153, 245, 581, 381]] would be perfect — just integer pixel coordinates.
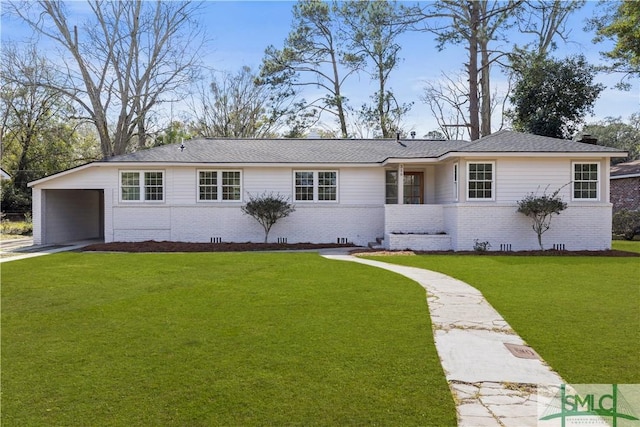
[[612, 209, 640, 240], [1, 215, 33, 236], [517, 186, 568, 250], [241, 192, 295, 243]]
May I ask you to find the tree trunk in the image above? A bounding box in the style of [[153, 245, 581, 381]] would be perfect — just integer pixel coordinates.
[[378, 54, 389, 138], [480, 39, 492, 137], [468, 2, 480, 141], [330, 50, 349, 138], [137, 118, 147, 150]]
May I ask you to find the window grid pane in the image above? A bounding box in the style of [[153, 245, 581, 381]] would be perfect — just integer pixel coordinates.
[[295, 172, 314, 201], [318, 172, 337, 201], [221, 171, 241, 201], [199, 171, 218, 201], [385, 170, 398, 204], [573, 164, 598, 199], [144, 172, 163, 201], [468, 163, 493, 199], [122, 186, 140, 201], [121, 172, 140, 201]]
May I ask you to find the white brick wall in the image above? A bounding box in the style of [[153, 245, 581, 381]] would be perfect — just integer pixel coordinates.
[[110, 204, 384, 247], [386, 234, 452, 251], [384, 204, 446, 234], [383, 202, 612, 251], [32, 160, 615, 251], [448, 203, 613, 251], [32, 188, 42, 245]]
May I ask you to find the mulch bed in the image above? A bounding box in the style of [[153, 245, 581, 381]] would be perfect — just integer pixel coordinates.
[[82, 241, 355, 253], [82, 240, 639, 256]]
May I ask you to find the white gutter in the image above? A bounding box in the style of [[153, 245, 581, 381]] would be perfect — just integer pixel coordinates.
[[610, 173, 640, 180]]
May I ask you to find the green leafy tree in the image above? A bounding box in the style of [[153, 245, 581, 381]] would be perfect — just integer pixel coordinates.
[[241, 192, 296, 243], [1, 45, 99, 213], [591, 0, 640, 81], [581, 114, 640, 163], [517, 186, 568, 250], [508, 54, 604, 139], [339, 0, 412, 138], [152, 122, 192, 147], [259, 0, 362, 138]]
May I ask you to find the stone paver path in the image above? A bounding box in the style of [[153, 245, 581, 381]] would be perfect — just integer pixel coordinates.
[[322, 253, 563, 427]]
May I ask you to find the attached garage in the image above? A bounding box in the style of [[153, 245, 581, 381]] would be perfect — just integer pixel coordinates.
[[38, 189, 104, 245], [29, 164, 112, 245]]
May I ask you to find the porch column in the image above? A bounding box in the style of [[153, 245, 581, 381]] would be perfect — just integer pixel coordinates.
[[397, 163, 404, 205]]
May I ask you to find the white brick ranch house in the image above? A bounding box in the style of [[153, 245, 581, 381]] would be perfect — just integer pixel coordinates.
[[29, 130, 626, 251]]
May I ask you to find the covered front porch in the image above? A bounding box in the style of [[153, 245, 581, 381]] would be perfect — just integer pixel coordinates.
[[381, 161, 457, 251]]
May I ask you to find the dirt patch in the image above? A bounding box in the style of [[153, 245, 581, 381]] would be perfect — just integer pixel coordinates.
[[82, 241, 639, 257]]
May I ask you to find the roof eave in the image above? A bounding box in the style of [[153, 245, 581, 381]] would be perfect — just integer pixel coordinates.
[[438, 151, 628, 160], [28, 162, 96, 187], [382, 157, 439, 166], [101, 161, 382, 168]]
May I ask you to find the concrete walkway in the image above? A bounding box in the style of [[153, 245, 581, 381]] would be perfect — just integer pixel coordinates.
[[0, 239, 99, 263], [322, 253, 563, 427]]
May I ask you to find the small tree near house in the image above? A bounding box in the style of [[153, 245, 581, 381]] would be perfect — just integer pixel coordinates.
[[517, 186, 568, 250], [241, 192, 295, 243]]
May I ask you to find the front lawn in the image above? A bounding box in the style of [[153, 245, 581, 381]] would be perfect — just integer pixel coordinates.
[[612, 239, 640, 254], [365, 253, 639, 384], [1, 253, 455, 426]]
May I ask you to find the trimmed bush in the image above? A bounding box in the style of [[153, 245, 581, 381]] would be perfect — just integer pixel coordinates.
[[613, 209, 640, 240]]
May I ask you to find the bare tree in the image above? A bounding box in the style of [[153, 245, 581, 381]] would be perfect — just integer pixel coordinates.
[[412, 0, 583, 139], [420, 0, 522, 140], [421, 72, 470, 140], [190, 66, 316, 138], [6, 0, 206, 157], [1, 44, 101, 212], [1, 45, 78, 189], [515, 0, 586, 57]]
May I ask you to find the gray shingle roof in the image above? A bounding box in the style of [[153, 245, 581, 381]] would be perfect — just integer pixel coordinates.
[[459, 130, 625, 153], [102, 138, 470, 164], [101, 130, 625, 165], [611, 160, 640, 177]]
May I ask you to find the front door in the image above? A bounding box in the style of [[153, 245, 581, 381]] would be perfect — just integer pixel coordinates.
[[403, 172, 423, 204]]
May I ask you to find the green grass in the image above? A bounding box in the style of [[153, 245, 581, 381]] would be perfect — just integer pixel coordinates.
[[365, 253, 640, 384], [1, 252, 455, 426], [612, 239, 640, 254]]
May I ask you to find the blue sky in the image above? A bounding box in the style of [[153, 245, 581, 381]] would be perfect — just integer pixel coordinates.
[[2, 0, 638, 137]]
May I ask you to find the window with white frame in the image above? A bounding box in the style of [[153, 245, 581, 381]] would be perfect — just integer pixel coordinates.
[[294, 171, 337, 202], [120, 171, 164, 202], [198, 170, 242, 201], [572, 162, 599, 200], [467, 162, 494, 200]]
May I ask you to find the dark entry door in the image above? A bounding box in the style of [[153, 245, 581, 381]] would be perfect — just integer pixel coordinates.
[[403, 172, 424, 204]]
